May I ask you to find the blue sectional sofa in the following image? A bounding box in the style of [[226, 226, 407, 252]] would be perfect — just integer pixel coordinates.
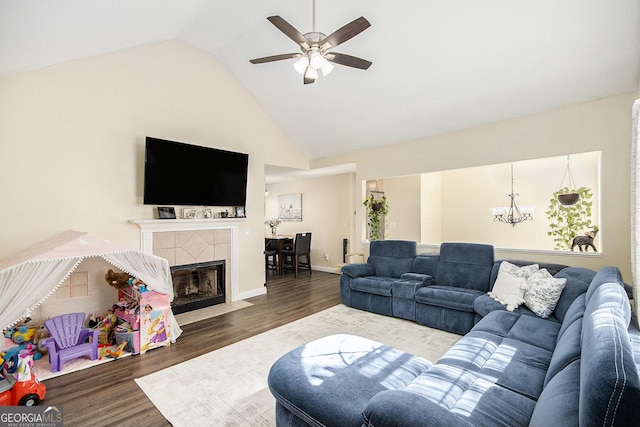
[[268, 241, 640, 426]]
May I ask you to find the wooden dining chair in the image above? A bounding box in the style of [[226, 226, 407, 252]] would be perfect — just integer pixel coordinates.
[[281, 233, 312, 277]]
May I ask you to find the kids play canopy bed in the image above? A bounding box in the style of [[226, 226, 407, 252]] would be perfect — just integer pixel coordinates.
[[0, 230, 182, 351]]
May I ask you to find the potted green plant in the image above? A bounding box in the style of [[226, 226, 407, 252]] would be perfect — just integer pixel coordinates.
[[363, 193, 389, 240], [546, 186, 594, 250]]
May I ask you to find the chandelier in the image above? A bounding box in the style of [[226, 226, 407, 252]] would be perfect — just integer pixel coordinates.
[[492, 164, 534, 227]]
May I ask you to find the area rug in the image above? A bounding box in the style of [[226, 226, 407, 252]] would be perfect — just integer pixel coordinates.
[[135, 304, 460, 426]]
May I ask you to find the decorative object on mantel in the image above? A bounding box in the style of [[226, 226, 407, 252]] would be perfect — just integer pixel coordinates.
[[556, 155, 580, 206], [203, 208, 213, 219], [363, 190, 389, 240], [278, 194, 302, 222], [234, 206, 246, 218], [546, 186, 594, 250], [265, 218, 281, 236], [491, 164, 534, 227], [157, 207, 176, 219], [182, 208, 197, 219]]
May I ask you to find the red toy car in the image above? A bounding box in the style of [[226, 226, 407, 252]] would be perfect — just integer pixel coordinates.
[[0, 353, 46, 406]]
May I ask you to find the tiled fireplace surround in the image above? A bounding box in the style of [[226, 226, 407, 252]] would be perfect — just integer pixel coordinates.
[[131, 219, 240, 302]]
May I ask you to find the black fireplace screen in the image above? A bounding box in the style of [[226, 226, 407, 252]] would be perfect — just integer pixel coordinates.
[[170, 260, 225, 314]]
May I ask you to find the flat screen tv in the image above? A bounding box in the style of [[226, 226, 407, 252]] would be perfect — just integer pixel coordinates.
[[143, 137, 248, 207]]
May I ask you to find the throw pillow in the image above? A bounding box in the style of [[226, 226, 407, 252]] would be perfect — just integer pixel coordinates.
[[488, 271, 527, 311], [523, 269, 567, 318], [499, 261, 540, 278], [487, 261, 540, 311]]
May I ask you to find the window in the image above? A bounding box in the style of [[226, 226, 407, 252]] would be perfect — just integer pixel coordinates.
[[56, 270, 89, 299]]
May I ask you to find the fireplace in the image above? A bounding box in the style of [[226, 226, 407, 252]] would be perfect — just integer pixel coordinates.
[[170, 260, 225, 314]]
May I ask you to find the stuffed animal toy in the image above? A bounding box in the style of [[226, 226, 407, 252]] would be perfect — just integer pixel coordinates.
[[105, 269, 131, 290]]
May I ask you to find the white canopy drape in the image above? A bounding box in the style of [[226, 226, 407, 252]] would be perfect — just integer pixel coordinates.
[[0, 230, 182, 351]]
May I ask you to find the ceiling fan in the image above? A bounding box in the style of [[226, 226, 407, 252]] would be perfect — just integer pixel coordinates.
[[250, 0, 372, 84]]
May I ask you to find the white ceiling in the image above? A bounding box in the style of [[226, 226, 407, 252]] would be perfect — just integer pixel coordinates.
[[2, 0, 639, 163]]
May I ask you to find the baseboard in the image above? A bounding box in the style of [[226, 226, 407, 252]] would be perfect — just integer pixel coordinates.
[[234, 287, 267, 301], [312, 265, 341, 274]]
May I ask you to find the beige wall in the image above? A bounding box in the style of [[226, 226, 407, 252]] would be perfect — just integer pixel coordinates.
[[314, 93, 636, 281], [0, 40, 309, 297], [265, 173, 354, 270], [383, 175, 422, 241]]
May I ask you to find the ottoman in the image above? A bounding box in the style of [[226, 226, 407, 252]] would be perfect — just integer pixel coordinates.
[[268, 334, 432, 426]]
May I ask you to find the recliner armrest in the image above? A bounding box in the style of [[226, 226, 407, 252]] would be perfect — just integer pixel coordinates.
[[341, 263, 375, 278], [400, 272, 434, 286], [363, 390, 474, 427]]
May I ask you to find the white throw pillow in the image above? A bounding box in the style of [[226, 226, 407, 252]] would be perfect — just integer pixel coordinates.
[[523, 269, 567, 318], [487, 261, 539, 311], [499, 261, 540, 279], [488, 271, 527, 311]]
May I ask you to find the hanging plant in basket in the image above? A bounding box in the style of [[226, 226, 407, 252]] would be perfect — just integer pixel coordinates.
[[363, 193, 389, 241], [556, 155, 580, 206], [546, 186, 594, 250]]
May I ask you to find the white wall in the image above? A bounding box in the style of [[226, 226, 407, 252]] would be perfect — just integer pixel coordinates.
[[0, 40, 309, 297], [383, 175, 421, 241]]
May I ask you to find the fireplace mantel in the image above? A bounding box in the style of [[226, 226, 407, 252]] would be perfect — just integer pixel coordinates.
[[130, 218, 242, 301]]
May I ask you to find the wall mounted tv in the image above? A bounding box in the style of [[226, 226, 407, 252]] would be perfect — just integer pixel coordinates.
[[143, 137, 249, 207]]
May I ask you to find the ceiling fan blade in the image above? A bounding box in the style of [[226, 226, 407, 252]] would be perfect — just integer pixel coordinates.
[[320, 16, 371, 50], [326, 52, 372, 70], [303, 66, 317, 85], [267, 16, 310, 49], [250, 53, 302, 64]]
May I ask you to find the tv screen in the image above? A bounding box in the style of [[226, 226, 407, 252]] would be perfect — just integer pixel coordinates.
[[143, 137, 248, 207]]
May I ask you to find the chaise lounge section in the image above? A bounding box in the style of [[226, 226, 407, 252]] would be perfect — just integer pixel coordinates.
[[269, 241, 640, 426]]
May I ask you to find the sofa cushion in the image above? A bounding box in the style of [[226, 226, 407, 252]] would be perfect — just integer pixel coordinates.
[[523, 269, 566, 318], [438, 330, 553, 400], [392, 279, 426, 299], [402, 364, 538, 426], [399, 272, 434, 286], [529, 360, 581, 426], [368, 256, 415, 279], [435, 243, 495, 291], [350, 276, 394, 296], [544, 318, 582, 387], [415, 286, 484, 313], [585, 265, 624, 305], [411, 254, 440, 276], [580, 304, 640, 425], [551, 267, 592, 323], [268, 334, 432, 427], [474, 294, 543, 320], [369, 240, 417, 258], [471, 311, 560, 353], [341, 262, 375, 278]]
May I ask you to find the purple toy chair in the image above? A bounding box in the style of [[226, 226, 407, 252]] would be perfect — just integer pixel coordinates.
[[42, 312, 99, 372]]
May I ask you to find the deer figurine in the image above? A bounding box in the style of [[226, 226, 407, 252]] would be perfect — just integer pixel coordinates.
[[571, 226, 599, 252]]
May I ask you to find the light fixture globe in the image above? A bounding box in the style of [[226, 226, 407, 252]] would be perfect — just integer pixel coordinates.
[[309, 49, 325, 69]]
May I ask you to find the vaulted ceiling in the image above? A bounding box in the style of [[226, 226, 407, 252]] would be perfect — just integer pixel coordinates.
[[2, 0, 639, 159]]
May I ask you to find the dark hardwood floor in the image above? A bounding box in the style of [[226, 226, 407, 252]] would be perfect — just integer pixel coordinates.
[[42, 270, 341, 426]]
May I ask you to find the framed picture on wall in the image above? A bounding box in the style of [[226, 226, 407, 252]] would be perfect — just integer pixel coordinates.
[[234, 206, 246, 218], [278, 193, 302, 222]]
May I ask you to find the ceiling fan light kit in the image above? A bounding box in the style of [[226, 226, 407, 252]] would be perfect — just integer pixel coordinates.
[[250, 0, 372, 84]]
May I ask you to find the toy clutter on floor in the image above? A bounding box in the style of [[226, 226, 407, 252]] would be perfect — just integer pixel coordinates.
[[0, 342, 46, 405]]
